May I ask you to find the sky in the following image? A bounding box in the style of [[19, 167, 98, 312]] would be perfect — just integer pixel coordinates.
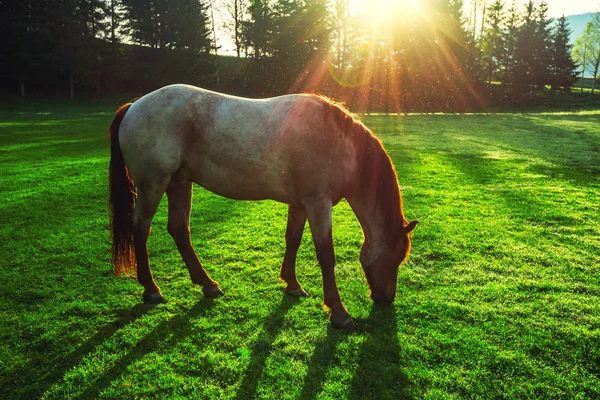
[[213, 0, 600, 56], [463, 0, 600, 17]]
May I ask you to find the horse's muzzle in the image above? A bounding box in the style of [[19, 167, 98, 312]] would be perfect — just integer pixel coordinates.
[[370, 292, 394, 306]]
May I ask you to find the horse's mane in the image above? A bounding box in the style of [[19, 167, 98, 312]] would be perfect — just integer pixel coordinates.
[[315, 95, 408, 245]]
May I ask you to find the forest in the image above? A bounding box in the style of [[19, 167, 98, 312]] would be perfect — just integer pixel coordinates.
[[0, 0, 595, 111]]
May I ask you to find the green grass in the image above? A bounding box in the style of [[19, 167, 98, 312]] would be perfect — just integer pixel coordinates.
[[1, 98, 599, 399]]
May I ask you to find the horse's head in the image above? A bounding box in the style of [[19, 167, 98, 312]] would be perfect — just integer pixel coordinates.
[[360, 220, 418, 305]]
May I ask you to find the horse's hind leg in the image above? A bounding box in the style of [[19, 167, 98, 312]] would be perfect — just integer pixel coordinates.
[[166, 180, 223, 298], [133, 179, 169, 304], [280, 204, 309, 297]]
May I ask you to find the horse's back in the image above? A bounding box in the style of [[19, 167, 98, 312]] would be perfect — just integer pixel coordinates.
[[119, 84, 357, 203]]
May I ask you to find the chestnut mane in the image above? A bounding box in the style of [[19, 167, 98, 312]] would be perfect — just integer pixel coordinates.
[[316, 95, 408, 244]]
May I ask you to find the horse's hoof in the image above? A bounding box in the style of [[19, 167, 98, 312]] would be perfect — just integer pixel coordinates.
[[143, 292, 166, 304], [331, 315, 354, 330], [284, 286, 310, 297], [203, 285, 224, 298]]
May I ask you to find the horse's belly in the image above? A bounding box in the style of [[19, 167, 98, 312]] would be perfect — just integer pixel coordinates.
[[186, 158, 293, 202]]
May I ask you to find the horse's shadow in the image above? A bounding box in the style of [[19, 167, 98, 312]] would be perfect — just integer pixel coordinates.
[[78, 298, 215, 399], [9, 296, 412, 399], [234, 295, 301, 399], [4, 303, 156, 399], [299, 304, 413, 400]]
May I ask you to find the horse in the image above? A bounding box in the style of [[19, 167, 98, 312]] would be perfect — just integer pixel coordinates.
[[108, 84, 417, 329]]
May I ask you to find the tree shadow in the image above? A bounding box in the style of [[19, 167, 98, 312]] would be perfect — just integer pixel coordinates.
[[2, 303, 156, 399], [299, 305, 413, 400], [233, 295, 300, 400], [78, 297, 215, 399], [446, 113, 600, 187]]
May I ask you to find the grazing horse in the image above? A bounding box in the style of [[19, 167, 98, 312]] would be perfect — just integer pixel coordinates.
[[109, 84, 417, 329]]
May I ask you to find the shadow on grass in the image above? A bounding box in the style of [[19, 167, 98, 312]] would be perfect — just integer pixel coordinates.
[[2, 303, 156, 399], [234, 295, 300, 400], [79, 298, 215, 399], [299, 305, 413, 400], [348, 305, 413, 399], [297, 324, 346, 399], [448, 114, 600, 186]]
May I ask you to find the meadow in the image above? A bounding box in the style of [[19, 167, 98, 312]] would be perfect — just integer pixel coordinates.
[[0, 97, 599, 399]]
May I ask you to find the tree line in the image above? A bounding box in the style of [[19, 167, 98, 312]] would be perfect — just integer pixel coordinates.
[[0, 0, 592, 111], [572, 12, 600, 93]]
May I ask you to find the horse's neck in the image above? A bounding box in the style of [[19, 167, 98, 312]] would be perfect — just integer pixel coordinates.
[[347, 135, 403, 248]]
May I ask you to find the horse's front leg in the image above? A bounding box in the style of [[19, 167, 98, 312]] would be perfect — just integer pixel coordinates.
[[305, 198, 353, 329], [280, 204, 309, 297]]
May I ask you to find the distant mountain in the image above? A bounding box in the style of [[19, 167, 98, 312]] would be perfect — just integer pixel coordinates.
[[565, 13, 595, 43]]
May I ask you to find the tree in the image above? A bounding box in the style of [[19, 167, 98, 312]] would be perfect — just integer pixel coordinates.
[[331, 0, 350, 76], [0, 1, 48, 96], [220, 0, 248, 57], [269, 0, 331, 92], [550, 15, 577, 92], [500, 0, 519, 85], [531, 0, 553, 89], [50, 0, 105, 98], [121, 0, 160, 48], [480, 0, 505, 83], [512, 1, 537, 89], [242, 0, 272, 59], [573, 13, 600, 94]]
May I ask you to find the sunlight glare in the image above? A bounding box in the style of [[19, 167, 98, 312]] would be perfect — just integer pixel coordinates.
[[352, 0, 422, 29]]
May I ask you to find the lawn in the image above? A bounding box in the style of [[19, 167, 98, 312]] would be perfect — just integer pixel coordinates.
[[1, 97, 599, 399]]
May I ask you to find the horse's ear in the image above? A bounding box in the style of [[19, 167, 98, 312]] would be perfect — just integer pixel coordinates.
[[404, 220, 418, 234]]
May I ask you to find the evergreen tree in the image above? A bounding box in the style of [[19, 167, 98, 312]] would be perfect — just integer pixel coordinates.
[[531, 0, 553, 89], [242, 0, 273, 59], [331, 0, 350, 76], [512, 1, 536, 89], [550, 15, 577, 92], [500, 0, 519, 84], [121, 0, 161, 48], [121, 0, 212, 51], [269, 0, 330, 92], [480, 0, 505, 84], [0, 0, 52, 95], [51, 0, 103, 97]]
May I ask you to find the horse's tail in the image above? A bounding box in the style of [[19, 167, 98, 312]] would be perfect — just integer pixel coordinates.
[[109, 103, 137, 276]]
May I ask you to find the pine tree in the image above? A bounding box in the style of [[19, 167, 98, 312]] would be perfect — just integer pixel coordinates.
[[242, 0, 272, 59], [480, 0, 505, 84], [331, 0, 350, 76], [0, 1, 52, 95], [500, 0, 519, 85], [531, 0, 553, 90], [269, 0, 330, 92], [512, 0, 536, 90], [550, 15, 577, 92], [121, 0, 159, 48]]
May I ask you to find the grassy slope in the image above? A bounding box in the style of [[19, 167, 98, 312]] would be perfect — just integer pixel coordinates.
[[0, 98, 599, 399]]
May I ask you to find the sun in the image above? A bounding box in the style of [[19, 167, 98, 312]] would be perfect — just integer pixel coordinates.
[[350, 0, 422, 29], [350, 0, 420, 12]]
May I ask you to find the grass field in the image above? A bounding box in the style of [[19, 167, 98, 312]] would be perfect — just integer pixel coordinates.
[[1, 97, 599, 399]]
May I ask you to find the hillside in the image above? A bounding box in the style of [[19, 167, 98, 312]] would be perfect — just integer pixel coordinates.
[[566, 12, 595, 43]]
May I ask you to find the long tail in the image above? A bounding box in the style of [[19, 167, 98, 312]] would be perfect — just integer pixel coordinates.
[[109, 103, 136, 276]]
